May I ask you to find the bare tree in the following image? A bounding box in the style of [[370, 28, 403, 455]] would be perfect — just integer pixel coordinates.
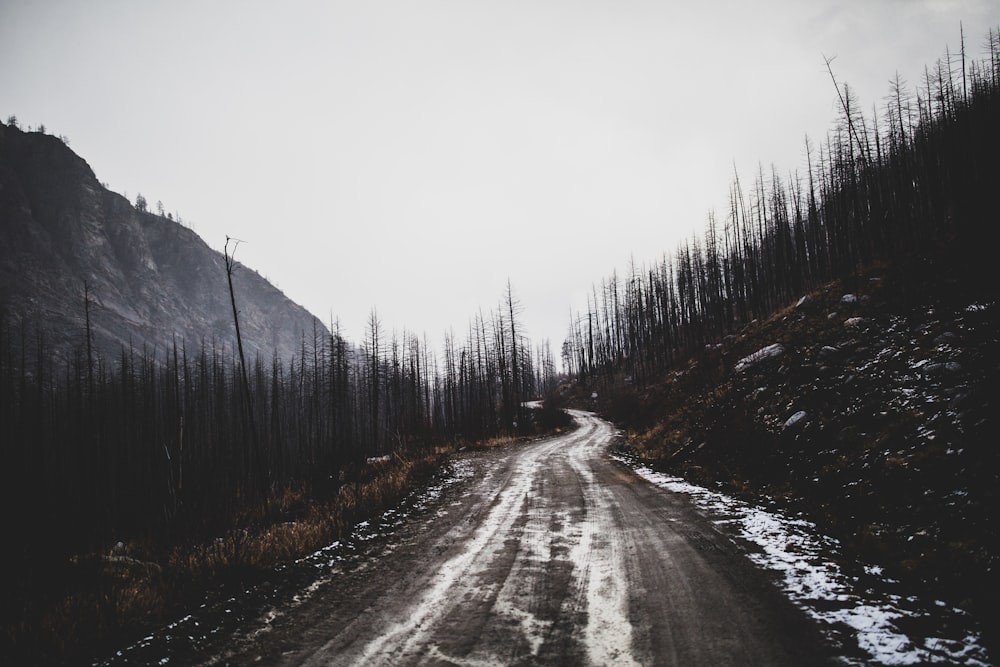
[[224, 236, 263, 499]]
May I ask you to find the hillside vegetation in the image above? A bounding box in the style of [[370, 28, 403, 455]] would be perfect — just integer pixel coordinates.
[[563, 31, 998, 379], [593, 264, 997, 644], [568, 28, 1000, 657]]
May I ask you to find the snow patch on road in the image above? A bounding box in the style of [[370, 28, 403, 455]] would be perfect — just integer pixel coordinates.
[[354, 452, 543, 664], [614, 456, 991, 667], [568, 416, 640, 667], [488, 476, 556, 657]]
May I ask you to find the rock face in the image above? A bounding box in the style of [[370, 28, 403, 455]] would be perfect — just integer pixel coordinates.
[[0, 123, 325, 365]]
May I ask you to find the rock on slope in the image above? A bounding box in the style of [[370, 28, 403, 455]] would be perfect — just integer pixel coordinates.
[[0, 122, 325, 364]]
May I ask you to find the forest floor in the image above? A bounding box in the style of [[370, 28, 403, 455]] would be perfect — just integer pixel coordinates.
[[580, 256, 999, 661]]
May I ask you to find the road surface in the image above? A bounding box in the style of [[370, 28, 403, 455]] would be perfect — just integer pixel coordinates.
[[215, 410, 831, 666]]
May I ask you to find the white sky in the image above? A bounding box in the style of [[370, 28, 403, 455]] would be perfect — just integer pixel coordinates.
[[3, 0, 998, 360]]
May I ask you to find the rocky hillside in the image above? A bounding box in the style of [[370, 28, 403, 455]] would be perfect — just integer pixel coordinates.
[[0, 122, 325, 365], [582, 258, 998, 654]]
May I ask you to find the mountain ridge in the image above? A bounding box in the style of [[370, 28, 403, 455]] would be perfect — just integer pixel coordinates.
[[0, 122, 326, 365]]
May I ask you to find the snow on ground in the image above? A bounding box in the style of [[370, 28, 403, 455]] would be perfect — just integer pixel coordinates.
[[613, 455, 992, 667]]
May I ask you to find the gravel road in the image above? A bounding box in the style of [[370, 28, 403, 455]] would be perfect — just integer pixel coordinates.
[[217, 410, 832, 666]]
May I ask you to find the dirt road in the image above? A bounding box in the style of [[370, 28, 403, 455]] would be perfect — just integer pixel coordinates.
[[215, 410, 831, 666]]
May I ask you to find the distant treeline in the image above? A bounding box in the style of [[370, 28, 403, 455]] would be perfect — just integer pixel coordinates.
[[0, 281, 559, 573], [563, 28, 999, 383]]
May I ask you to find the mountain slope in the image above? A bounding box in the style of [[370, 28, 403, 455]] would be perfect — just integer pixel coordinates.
[[0, 122, 325, 364]]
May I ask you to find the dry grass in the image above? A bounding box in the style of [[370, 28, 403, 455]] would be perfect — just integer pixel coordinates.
[[3, 449, 445, 666], [468, 434, 522, 449], [4, 415, 573, 665], [454, 430, 558, 452], [172, 451, 442, 579]]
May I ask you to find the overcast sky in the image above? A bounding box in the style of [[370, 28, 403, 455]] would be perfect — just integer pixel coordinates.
[[2, 0, 998, 360]]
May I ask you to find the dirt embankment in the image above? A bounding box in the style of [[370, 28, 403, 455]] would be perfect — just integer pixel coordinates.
[[583, 261, 999, 648]]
